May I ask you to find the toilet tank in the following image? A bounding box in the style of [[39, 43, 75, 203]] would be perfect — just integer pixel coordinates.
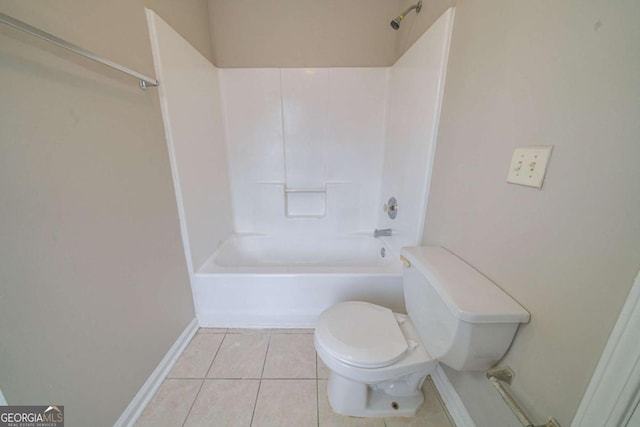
[[401, 247, 530, 371]]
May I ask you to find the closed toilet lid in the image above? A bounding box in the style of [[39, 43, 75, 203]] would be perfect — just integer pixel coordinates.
[[315, 301, 408, 368]]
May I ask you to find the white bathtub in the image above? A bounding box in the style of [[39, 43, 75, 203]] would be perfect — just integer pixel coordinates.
[[194, 234, 404, 327]]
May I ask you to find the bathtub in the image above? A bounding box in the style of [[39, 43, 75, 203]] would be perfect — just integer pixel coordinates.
[[194, 234, 404, 327]]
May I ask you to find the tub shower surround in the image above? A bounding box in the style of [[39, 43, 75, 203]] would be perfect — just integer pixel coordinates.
[[195, 234, 403, 327], [148, 9, 455, 327]]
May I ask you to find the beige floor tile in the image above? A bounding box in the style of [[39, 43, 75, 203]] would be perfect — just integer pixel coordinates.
[[317, 354, 331, 379], [384, 377, 454, 427], [227, 328, 271, 334], [198, 327, 227, 334], [385, 410, 453, 427], [139, 336, 457, 427], [270, 328, 314, 334], [168, 334, 224, 379], [263, 334, 316, 378], [183, 379, 259, 427], [252, 379, 317, 427], [317, 380, 385, 427], [207, 333, 269, 379], [135, 379, 201, 427]]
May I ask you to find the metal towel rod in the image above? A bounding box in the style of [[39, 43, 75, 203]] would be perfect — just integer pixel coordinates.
[[487, 367, 561, 427], [0, 12, 159, 89]]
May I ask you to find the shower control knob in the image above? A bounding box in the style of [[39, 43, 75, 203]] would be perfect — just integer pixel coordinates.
[[386, 197, 398, 219]]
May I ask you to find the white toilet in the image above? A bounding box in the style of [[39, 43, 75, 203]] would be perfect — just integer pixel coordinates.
[[314, 246, 530, 418]]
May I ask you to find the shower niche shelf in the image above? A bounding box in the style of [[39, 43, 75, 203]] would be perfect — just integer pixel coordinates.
[[284, 187, 326, 218]]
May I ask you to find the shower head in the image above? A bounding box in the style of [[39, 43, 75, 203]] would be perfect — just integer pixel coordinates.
[[390, 0, 422, 30]]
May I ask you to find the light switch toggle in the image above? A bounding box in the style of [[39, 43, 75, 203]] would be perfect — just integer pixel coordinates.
[[507, 146, 553, 189]]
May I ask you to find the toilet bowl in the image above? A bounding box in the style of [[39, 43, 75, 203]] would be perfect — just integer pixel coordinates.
[[314, 246, 530, 418], [315, 301, 438, 417]]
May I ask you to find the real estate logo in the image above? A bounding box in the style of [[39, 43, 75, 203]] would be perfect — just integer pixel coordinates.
[[0, 405, 64, 427]]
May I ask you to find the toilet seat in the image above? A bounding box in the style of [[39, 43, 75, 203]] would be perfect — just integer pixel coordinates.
[[315, 301, 408, 368]]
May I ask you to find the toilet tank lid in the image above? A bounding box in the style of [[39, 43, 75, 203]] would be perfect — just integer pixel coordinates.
[[401, 247, 530, 324]]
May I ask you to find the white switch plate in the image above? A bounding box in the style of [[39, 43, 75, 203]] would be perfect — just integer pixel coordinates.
[[507, 146, 553, 188]]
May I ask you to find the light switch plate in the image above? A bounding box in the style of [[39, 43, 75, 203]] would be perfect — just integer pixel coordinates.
[[507, 146, 553, 188]]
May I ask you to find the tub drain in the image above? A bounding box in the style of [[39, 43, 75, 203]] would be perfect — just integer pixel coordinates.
[[381, 247, 386, 258], [391, 401, 399, 410]]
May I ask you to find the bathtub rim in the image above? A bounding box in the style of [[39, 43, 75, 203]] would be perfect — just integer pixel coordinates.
[[197, 232, 401, 274]]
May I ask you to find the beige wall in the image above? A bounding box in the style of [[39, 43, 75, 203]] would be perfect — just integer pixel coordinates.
[[423, 1, 640, 425], [3, 1, 639, 425], [206, 0, 455, 68], [393, 0, 454, 61], [145, 0, 214, 62], [208, 0, 400, 67], [0, 0, 212, 425]]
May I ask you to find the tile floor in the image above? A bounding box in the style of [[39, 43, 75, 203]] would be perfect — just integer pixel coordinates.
[[135, 328, 455, 427]]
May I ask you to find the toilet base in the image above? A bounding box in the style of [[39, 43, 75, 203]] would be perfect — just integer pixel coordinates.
[[327, 371, 427, 417]]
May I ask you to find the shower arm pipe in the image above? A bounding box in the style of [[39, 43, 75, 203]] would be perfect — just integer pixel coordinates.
[[398, 1, 423, 20], [0, 12, 159, 89]]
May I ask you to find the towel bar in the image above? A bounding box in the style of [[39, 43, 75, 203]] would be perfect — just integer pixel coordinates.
[[486, 367, 561, 427], [0, 12, 159, 89]]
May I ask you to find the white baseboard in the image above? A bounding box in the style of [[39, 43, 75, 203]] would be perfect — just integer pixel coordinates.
[[432, 366, 476, 427], [0, 387, 7, 405], [114, 318, 199, 427]]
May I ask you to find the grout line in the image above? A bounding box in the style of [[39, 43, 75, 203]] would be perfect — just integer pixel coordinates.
[[260, 333, 272, 378], [254, 377, 318, 380], [223, 330, 315, 335], [180, 379, 204, 427], [225, 329, 272, 335], [180, 333, 227, 427], [167, 377, 264, 380], [169, 377, 317, 380], [250, 332, 271, 426], [203, 332, 228, 379]]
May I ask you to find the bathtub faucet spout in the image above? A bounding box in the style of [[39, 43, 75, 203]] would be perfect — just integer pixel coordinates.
[[374, 228, 392, 238]]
